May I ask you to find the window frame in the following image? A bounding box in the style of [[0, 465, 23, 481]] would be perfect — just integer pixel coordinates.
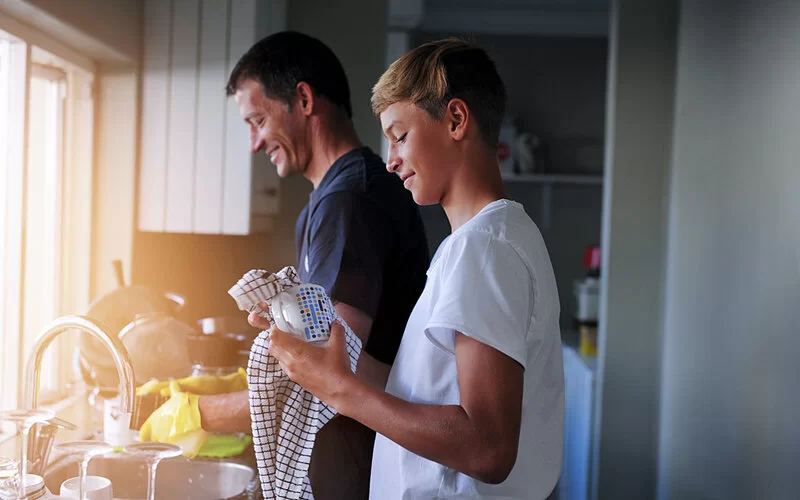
[[0, 25, 96, 418]]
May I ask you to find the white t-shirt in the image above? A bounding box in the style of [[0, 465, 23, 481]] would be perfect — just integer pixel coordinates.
[[370, 199, 564, 499]]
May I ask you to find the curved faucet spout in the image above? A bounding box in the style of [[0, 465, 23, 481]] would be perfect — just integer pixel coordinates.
[[24, 315, 135, 412]]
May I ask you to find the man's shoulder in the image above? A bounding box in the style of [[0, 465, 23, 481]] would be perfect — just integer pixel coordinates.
[[319, 150, 415, 217], [324, 147, 388, 194]]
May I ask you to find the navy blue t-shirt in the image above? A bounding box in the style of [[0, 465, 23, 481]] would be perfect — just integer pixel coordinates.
[[295, 147, 429, 365]]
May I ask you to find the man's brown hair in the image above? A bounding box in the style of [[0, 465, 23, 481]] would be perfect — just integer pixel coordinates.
[[371, 38, 506, 147]]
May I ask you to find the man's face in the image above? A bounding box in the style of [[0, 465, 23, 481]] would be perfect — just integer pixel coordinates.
[[380, 101, 455, 205], [234, 78, 307, 177]]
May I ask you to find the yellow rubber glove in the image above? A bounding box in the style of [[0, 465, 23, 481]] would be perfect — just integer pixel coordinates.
[[136, 368, 247, 397], [138, 380, 207, 458], [137, 369, 248, 458]]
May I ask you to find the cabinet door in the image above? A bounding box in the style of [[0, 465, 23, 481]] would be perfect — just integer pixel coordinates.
[[138, 0, 283, 234], [138, 0, 171, 231], [221, 0, 257, 235], [193, 0, 229, 234], [165, 0, 200, 233]]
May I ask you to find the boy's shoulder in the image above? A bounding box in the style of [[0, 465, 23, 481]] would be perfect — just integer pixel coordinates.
[[432, 200, 547, 275], [458, 199, 539, 247]]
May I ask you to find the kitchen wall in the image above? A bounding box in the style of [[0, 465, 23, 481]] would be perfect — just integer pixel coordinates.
[[23, 0, 142, 61], [592, 0, 677, 498], [657, 0, 800, 498], [412, 32, 608, 330], [132, 0, 388, 323]]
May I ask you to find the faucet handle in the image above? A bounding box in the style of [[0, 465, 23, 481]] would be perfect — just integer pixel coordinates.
[[43, 416, 78, 431], [27, 417, 78, 477]]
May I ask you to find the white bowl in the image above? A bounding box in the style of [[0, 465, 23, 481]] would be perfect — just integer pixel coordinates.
[[59, 475, 112, 500]]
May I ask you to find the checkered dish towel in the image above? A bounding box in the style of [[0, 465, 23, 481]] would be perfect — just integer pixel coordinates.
[[228, 266, 362, 499]]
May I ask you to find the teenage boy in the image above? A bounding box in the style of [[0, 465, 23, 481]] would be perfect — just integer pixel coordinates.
[[267, 38, 565, 499]]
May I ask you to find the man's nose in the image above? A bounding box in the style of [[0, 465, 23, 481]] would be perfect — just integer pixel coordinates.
[[250, 128, 264, 153]]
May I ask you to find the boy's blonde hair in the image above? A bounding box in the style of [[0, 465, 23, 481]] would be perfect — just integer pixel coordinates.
[[371, 38, 506, 147]]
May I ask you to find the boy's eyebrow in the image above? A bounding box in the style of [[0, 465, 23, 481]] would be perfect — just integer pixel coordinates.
[[384, 121, 403, 137]]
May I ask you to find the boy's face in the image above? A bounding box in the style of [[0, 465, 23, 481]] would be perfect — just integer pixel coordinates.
[[380, 101, 456, 205], [235, 78, 308, 177]]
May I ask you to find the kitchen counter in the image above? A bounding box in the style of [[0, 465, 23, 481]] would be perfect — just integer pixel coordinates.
[[0, 387, 260, 499]]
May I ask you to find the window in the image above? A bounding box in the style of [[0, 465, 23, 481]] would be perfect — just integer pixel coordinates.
[[0, 30, 27, 416], [0, 29, 95, 417]]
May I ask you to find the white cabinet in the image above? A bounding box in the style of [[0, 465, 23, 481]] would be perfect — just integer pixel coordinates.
[[138, 0, 286, 234]]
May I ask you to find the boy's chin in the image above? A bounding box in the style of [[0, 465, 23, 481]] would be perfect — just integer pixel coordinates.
[[411, 190, 439, 206]]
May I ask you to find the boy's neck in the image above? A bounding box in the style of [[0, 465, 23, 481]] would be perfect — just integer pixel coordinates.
[[441, 148, 507, 232]]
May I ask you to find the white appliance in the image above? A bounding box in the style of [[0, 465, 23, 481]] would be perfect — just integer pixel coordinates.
[[559, 344, 597, 500]]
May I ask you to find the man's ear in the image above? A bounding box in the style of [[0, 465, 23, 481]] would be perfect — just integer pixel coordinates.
[[296, 82, 315, 116], [446, 98, 469, 141]]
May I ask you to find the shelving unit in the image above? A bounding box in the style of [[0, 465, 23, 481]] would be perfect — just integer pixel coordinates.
[[501, 173, 604, 185], [501, 172, 604, 231]]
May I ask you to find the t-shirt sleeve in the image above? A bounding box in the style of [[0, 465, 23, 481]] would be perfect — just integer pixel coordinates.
[[305, 192, 386, 318], [425, 231, 532, 369]]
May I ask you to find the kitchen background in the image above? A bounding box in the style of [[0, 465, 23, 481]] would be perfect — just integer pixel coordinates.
[[2, 0, 799, 499], [133, 1, 608, 335]]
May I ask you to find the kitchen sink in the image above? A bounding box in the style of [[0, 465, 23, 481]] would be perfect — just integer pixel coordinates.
[[44, 452, 259, 499]]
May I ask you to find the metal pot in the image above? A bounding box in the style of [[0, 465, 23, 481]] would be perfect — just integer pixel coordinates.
[[79, 260, 189, 391], [192, 316, 261, 375]]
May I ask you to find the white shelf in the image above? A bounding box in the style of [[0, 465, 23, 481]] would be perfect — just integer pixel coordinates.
[[501, 173, 604, 185]]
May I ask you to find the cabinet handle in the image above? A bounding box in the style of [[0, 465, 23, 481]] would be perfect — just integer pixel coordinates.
[[261, 187, 278, 197]]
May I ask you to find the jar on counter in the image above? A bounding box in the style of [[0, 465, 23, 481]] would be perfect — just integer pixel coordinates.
[[574, 245, 601, 357]]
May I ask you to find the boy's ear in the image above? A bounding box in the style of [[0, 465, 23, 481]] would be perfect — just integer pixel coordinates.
[[296, 82, 315, 116], [446, 98, 469, 141]]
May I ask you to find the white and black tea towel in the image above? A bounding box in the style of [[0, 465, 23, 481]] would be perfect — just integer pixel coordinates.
[[228, 266, 362, 499]]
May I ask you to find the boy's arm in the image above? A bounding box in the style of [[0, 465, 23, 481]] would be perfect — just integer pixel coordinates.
[[198, 300, 390, 434], [335, 301, 391, 389], [269, 323, 524, 484]]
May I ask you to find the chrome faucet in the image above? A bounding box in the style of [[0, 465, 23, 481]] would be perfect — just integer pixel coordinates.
[[23, 315, 136, 475]]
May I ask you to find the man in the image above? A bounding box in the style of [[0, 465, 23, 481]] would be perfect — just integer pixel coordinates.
[[267, 39, 565, 499], [198, 31, 429, 498]]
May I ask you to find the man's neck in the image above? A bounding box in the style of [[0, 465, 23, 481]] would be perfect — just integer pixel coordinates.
[[303, 116, 362, 189], [441, 148, 507, 233]]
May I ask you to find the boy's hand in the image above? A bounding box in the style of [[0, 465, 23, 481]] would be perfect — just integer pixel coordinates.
[[268, 321, 354, 409]]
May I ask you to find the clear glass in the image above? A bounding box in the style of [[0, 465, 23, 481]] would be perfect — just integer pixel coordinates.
[[123, 442, 182, 500], [53, 440, 113, 500], [0, 457, 19, 499], [0, 408, 54, 498]]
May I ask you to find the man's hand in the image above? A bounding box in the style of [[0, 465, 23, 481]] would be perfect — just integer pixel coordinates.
[[247, 302, 271, 330], [267, 321, 356, 410]]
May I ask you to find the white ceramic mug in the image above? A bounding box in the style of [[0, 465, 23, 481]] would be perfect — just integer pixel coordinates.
[[103, 396, 137, 446], [269, 284, 335, 343], [60, 475, 112, 500]]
